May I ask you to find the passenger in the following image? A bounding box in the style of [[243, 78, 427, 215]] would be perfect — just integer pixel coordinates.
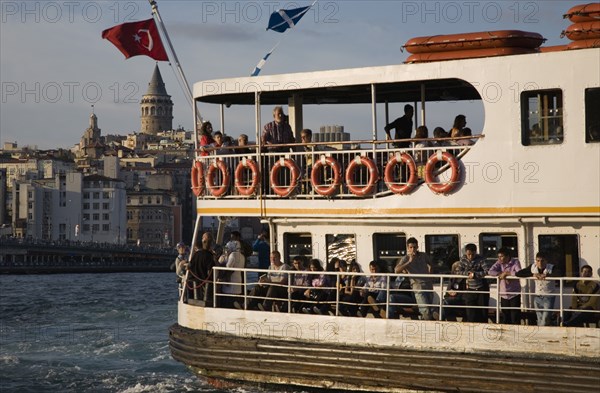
[[199, 121, 215, 156], [174, 242, 189, 284], [457, 127, 474, 146], [358, 260, 387, 318], [432, 127, 449, 147], [394, 238, 435, 320], [252, 229, 270, 270], [236, 134, 252, 155], [516, 251, 562, 326], [188, 232, 216, 305], [441, 261, 466, 321], [212, 131, 225, 154], [248, 250, 291, 311], [230, 230, 252, 262], [385, 270, 417, 319], [216, 240, 245, 308], [299, 128, 321, 191], [302, 259, 331, 314], [261, 106, 295, 152], [413, 126, 431, 178], [488, 247, 522, 324], [287, 255, 310, 313], [339, 261, 365, 317], [450, 114, 466, 139], [563, 265, 599, 327], [384, 104, 414, 148], [456, 243, 490, 323]]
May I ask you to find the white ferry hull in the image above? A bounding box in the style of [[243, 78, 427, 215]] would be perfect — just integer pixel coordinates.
[[170, 304, 600, 392]]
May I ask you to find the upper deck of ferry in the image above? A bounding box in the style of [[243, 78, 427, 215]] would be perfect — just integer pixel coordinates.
[[190, 47, 600, 220]]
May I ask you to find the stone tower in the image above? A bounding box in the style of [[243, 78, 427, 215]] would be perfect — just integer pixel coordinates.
[[80, 108, 101, 151], [140, 64, 173, 135]]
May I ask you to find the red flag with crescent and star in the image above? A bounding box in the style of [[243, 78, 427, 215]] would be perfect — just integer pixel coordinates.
[[102, 18, 168, 61]]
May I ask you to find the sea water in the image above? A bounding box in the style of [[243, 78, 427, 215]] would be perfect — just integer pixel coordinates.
[[0, 273, 292, 393]]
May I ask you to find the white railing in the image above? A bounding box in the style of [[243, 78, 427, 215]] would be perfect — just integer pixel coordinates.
[[194, 137, 474, 199], [183, 268, 600, 327]]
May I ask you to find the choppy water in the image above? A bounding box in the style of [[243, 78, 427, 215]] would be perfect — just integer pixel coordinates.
[[0, 273, 285, 393]]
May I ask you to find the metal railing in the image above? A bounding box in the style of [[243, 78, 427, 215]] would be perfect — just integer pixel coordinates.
[[183, 268, 600, 327], [194, 138, 473, 199]]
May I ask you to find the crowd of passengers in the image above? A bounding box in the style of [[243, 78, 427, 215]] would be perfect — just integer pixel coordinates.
[[197, 105, 476, 157], [176, 231, 600, 328]]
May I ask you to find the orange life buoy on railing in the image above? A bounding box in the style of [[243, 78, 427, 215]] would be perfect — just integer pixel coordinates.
[[311, 155, 342, 197], [234, 158, 259, 196], [424, 151, 460, 194], [384, 153, 418, 195], [270, 158, 300, 197], [206, 159, 230, 197], [345, 156, 379, 196], [191, 160, 205, 197]]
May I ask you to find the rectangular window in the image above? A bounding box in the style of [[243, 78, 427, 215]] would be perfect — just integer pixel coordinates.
[[103, 192, 109, 199], [424, 235, 460, 274], [326, 234, 356, 267], [102, 203, 109, 210], [479, 233, 518, 267], [83, 192, 90, 199], [83, 203, 90, 210], [93, 192, 100, 199], [83, 213, 90, 220], [283, 233, 312, 263], [521, 89, 563, 146], [102, 213, 109, 220], [585, 88, 600, 143], [93, 203, 99, 210], [373, 233, 406, 272], [102, 224, 110, 231], [92, 224, 100, 232], [538, 234, 579, 278], [93, 213, 100, 221]]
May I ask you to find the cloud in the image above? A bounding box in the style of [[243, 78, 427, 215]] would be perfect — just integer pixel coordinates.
[[169, 23, 258, 42]]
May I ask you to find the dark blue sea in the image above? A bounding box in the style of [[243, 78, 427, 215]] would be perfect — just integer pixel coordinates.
[[0, 273, 289, 392]]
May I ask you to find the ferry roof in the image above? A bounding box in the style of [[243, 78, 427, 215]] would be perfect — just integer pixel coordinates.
[[193, 62, 484, 105]]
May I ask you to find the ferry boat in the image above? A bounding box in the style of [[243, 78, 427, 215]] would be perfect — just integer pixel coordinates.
[[169, 24, 600, 392]]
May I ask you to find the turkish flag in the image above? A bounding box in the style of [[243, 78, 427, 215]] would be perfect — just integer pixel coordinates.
[[102, 18, 168, 61]]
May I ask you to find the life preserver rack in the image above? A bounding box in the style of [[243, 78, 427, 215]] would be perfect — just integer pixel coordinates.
[[206, 159, 230, 198], [345, 156, 379, 196], [424, 151, 461, 194], [384, 152, 419, 195], [311, 155, 342, 197], [234, 158, 260, 196], [270, 157, 301, 198], [191, 160, 205, 197]]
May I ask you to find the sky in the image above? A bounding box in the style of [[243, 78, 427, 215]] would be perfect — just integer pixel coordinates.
[[0, 0, 581, 149]]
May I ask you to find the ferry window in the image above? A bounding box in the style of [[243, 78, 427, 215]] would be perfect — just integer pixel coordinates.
[[424, 235, 459, 274], [479, 233, 518, 267], [283, 233, 312, 264], [521, 89, 563, 146], [585, 88, 600, 143], [373, 233, 406, 273], [326, 234, 356, 267], [538, 235, 580, 278]]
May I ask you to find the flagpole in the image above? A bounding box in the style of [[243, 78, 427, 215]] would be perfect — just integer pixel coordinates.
[[148, 0, 203, 147]]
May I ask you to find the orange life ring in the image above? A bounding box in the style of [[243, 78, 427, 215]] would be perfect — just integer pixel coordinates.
[[234, 158, 259, 196], [311, 156, 342, 197], [345, 156, 379, 196], [270, 158, 300, 197], [564, 3, 600, 23], [206, 160, 230, 197], [424, 151, 460, 194], [384, 153, 418, 195], [191, 160, 205, 197]]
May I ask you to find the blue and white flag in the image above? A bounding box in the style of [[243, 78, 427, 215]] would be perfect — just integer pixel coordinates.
[[251, 45, 277, 77], [266, 5, 312, 33]]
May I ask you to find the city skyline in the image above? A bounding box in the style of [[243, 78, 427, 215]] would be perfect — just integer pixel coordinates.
[[1, 1, 579, 149]]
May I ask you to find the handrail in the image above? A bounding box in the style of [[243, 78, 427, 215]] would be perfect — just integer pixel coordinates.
[[195, 268, 600, 326]]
